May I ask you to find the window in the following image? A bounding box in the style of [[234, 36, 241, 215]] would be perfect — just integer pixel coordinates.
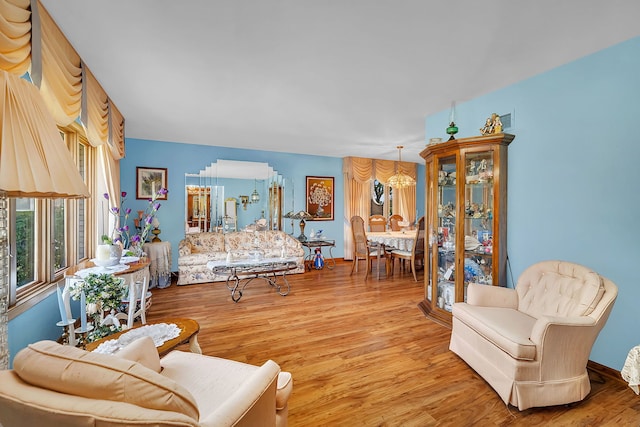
[[52, 198, 67, 272], [15, 198, 36, 288], [8, 123, 95, 310], [370, 180, 392, 217]]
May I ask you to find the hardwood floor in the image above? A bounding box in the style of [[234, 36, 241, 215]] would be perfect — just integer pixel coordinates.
[[147, 260, 640, 426]]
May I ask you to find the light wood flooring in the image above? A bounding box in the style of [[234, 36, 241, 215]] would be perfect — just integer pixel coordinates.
[[147, 260, 640, 426]]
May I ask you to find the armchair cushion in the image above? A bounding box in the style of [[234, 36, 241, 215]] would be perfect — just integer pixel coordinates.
[[451, 305, 537, 361], [466, 282, 518, 308], [516, 260, 604, 317], [13, 340, 199, 420], [115, 336, 162, 373]]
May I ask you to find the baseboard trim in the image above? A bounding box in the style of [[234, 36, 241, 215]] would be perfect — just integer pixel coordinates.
[[587, 359, 623, 383]]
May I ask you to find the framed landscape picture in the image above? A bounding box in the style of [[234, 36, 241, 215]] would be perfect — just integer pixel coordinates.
[[306, 176, 334, 221], [136, 167, 168, 199]]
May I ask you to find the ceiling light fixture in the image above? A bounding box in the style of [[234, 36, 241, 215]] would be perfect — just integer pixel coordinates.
[[250, 179, 260, 204], [387, 145, 415, 188]]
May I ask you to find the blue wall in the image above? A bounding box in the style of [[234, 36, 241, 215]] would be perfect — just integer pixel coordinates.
[[119, 141, 346, 265], [425, 36, 640, 370]]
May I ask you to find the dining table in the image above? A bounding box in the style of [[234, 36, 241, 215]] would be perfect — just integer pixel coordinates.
[[364, 230, 416, 279], [366, 230, 415, 251]]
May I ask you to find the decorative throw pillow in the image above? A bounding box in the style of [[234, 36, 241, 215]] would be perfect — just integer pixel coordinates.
[[114, 336, 161, 373], [13, 340, 199, 420]]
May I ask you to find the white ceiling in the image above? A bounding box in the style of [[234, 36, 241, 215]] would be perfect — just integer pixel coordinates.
[[40, 0, 640, 163]]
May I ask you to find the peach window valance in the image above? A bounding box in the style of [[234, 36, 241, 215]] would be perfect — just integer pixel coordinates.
[[343, 157, 373, 183], [0, 0, 31, 75], [81, 66, 109, 147], [37, 1, 81, 126], [343, 156, 417, 184], [108, 99, 124, 159], [0, 0, 124, 158]]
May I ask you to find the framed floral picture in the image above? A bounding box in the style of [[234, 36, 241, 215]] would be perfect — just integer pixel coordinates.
[[306, 176, 334, 221], [136, 167, 168, 200]]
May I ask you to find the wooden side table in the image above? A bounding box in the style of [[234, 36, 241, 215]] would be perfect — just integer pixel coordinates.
[[86, 317, 201, 356], [143, 241, 172, 288]]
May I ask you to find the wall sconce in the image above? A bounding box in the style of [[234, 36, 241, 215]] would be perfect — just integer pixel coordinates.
[[239, 195, 249, 210]]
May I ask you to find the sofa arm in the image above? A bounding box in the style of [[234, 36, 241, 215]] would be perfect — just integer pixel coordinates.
[[178, 239, 192, 257], [529, 315, 598, 378], [467, 283, 518, 308], [200, 360, 281, 427]]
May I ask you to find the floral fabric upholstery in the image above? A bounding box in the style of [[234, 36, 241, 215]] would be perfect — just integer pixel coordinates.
[[178, 230, 304, 285]]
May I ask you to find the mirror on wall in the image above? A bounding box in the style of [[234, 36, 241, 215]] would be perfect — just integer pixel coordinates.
[[185, 160, 287, 233]]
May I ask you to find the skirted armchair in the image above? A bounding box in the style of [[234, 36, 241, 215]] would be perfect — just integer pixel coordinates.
[[449, 260, 618, 410]]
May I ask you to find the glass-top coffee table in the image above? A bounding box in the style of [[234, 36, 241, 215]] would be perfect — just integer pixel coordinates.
[[207, 257, 298, 302]]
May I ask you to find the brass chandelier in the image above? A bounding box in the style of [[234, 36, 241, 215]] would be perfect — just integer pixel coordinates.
[[387, 145, 415, 188]]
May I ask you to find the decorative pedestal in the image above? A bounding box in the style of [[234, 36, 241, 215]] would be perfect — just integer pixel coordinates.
[[143, 241, 172, 288]]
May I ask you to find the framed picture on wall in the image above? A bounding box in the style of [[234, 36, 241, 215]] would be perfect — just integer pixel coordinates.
[[136, 167, 168, 199], [306, 176, 334, 221]]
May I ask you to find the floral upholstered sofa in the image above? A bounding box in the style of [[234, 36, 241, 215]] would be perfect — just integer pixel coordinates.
[[178, 231, 305, 285]]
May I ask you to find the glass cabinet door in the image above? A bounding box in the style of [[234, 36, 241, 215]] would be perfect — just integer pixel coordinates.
[[462, 150, 495, 301], [436, 156, 456, 312]]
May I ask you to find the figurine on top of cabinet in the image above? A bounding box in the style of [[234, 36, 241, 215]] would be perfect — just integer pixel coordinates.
[[480, 117, 493, 135], [480, 113, 503, 135]]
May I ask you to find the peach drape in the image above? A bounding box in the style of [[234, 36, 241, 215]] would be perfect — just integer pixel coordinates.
[[343, 157, 372, 260], [98, 143, 121, 235], [0, 0, 31, 75], [0, 69, 89, 198]]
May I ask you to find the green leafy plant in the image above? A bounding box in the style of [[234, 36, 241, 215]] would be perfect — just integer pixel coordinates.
[[70, 273, 128, 342]]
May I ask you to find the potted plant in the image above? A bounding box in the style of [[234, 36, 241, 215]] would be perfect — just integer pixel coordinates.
[[70, 273, 128, 342]]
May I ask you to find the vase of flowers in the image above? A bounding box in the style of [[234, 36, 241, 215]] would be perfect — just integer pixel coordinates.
[[70, 273, 128, 342], [102, 187, 168, 256], [307, 182, 332, 218]]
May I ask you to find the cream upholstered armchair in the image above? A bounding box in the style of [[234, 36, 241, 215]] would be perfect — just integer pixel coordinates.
[[449, 260, 617, 410], [0, 337, 292, 426]]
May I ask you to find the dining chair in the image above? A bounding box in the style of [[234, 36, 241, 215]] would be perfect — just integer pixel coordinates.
[[368, 214, 386, 232], [117, 276, 151, 329], [390, 216, 425, 281], [350, 215, 388, 280], [389, 214, 404, 231]]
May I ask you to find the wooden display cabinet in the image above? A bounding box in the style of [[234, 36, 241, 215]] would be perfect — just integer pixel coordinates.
[[418, 133, 515, 326]]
